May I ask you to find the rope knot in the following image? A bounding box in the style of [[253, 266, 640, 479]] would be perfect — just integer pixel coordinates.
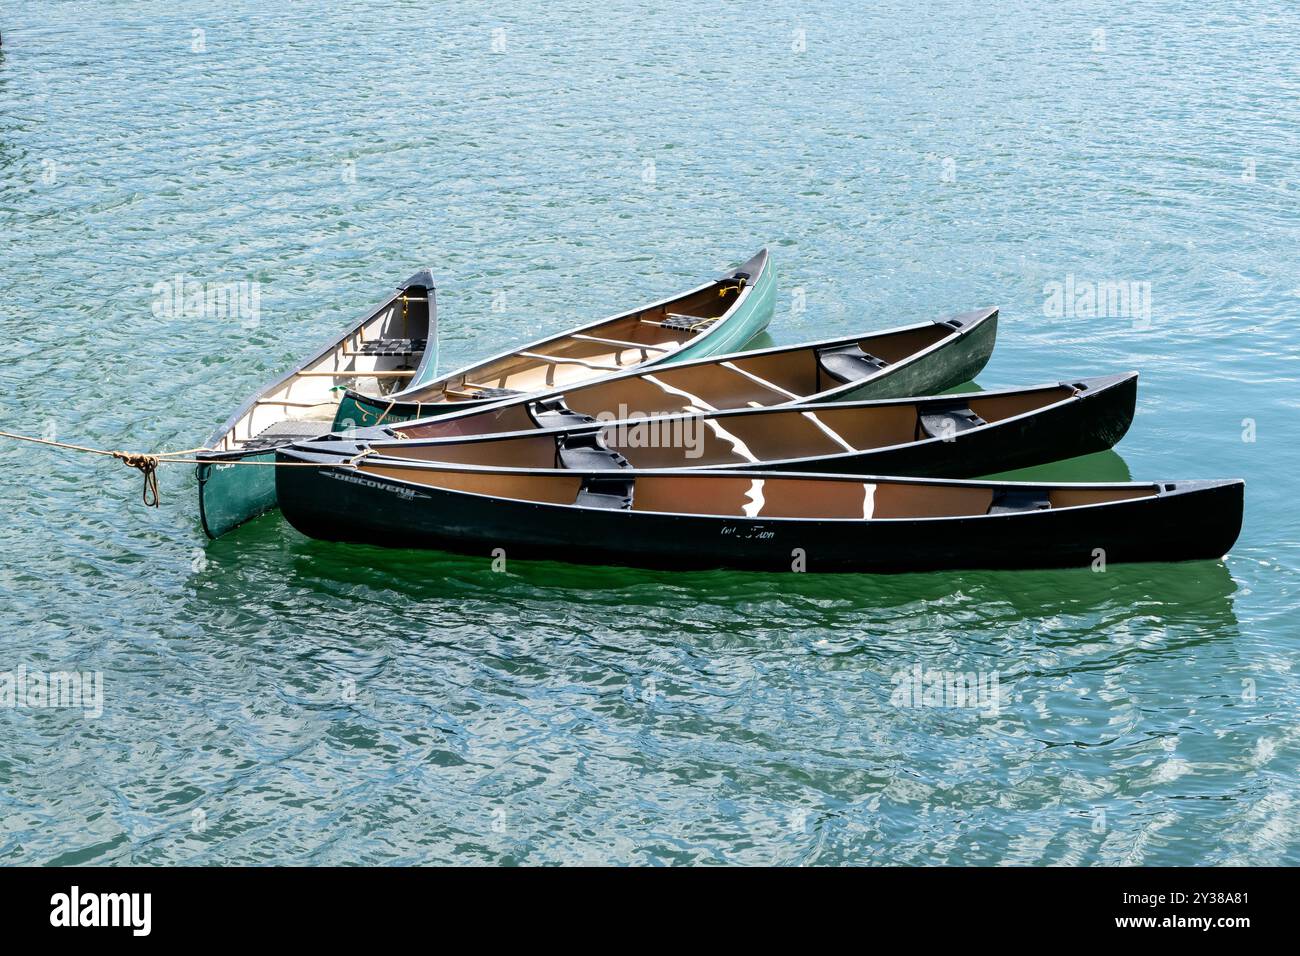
[[112, 452, 162, 507]]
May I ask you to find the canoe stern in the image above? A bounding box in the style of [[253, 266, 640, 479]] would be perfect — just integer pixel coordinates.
[[663, 248, 776, 364], [197, 450, 278, 538], [831, 308, 998, 401]]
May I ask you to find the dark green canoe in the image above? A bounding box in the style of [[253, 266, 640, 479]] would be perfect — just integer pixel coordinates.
[[378, 307, 999, 443]]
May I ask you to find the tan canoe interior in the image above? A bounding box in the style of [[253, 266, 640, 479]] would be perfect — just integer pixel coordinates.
[[378, 385, 1080, 469], [216, 291, 432, 452], [398, 321, 958, 440], [402, 279, 750, 405], [354, 462, 1157, 519]]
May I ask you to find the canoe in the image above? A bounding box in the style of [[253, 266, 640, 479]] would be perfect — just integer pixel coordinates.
[[332, 248, 776, 430], [308, 372, 1137, 479], [367, 307, 998, 442], [196, 248, 772, 538], [196, 269, 438, 538], [272, 447, 1244, 572]]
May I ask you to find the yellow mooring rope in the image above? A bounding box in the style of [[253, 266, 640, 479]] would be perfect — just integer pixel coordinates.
[[0, 429, 371, 507]]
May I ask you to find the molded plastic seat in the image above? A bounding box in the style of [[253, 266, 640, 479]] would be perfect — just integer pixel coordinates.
[[986, 488, 1051, 515], [918, 404, 987, 440], [575, 476, 635, 509], [528, 397, 598, 430], [469, 386, 523, 400], [816, 343, 889, 385], [556, 431, 630, 471]]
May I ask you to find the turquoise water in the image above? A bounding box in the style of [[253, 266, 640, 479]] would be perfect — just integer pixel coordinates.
[[1, 1, 1298, 864]]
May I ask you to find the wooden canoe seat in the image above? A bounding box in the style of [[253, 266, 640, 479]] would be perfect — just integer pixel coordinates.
[[241, 419, 332, 451], [661, 314, 718, 333], [464, 384, 524, 400], [986, 488, 1051, 515], [916, 404, 987, 440], [349, 338, 426, 356], [816, 343, 889, 385]]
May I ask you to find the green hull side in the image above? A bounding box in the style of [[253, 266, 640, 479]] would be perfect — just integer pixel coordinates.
[[197, 451, 277, 538], [827, 313, 998, 402], [660, 258, 776, 365], [332, 262, 777, 432]]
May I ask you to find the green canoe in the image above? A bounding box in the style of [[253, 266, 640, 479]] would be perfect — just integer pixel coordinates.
[[196, 269, 439, 538], [375, 307, 999, 443], [332, 248, 775, 431]]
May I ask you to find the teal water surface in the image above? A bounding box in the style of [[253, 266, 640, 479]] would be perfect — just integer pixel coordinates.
[[1, 1, 1298, 865]]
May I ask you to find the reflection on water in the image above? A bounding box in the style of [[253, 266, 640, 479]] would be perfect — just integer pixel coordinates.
[[988, 448, 1132, 483]]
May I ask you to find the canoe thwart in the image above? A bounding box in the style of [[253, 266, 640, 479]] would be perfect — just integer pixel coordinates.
[[294, 369, 415, 378], [571, 333, 670, 353], [518, 351, 623, 372]]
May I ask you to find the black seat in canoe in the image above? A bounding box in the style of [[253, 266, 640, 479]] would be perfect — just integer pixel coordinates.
[[575, 475, 635, 510], [986, 488, 1051, 515], [528, 396, 598, 430], [916, 402, 987, 440], [815, 343, 889, 385], [240, 419, 333, 452], [555, 430, 630, 471], [353, 338, 427, 356]]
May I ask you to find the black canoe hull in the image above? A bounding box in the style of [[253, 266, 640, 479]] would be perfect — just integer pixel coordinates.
[[275, 461, 1243, 574], [339, 371, 1137, 480], [752, 370, 1136, 478]]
